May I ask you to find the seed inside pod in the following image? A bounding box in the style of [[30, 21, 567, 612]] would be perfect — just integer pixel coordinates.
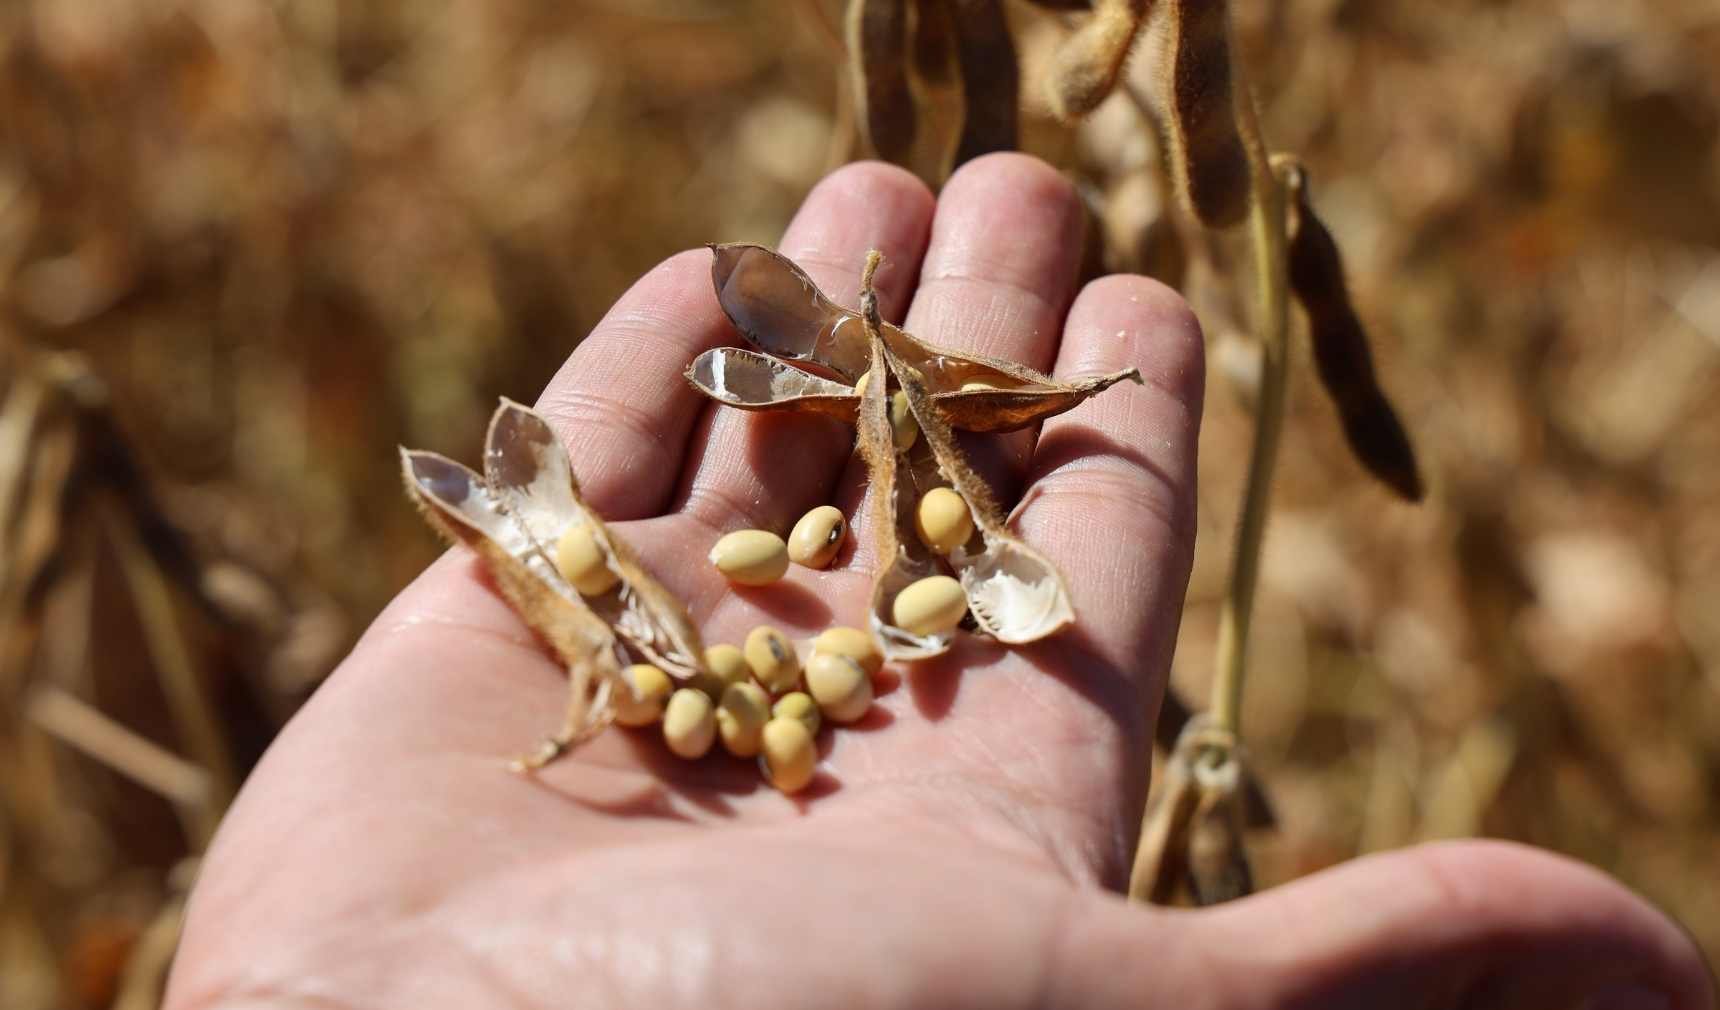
[[915, 486, 974, 554], [758, 716, 817, 793], [555, 525, 617, 596], [788, 505, 846, 569], [959, 377, 1012, 391], [717, 682, 772, 757], [813, 625, 884, 676], [888, 390, 918, 452], [663, 688, 717, 759], [893, 575, 968, 636], [805, 653, 873, 724], [691, 643, 749, 701], [773, 691, 821, 736], [710, 529, 790, 586], [745, 625, 801, 693], [613, 663, 673, 727]]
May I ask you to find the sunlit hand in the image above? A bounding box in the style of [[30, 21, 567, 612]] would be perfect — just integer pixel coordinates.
[[165, 156, 1712, 1010]]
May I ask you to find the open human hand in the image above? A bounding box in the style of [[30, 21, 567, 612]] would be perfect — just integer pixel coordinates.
[[164, 155, 1712, 1010]]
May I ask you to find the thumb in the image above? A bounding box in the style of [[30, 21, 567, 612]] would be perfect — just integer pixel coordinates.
[[1056, 840, 1714, 1009]]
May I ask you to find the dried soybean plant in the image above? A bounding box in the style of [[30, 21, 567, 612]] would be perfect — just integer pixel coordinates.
[[834, 0, 1091, 184], [1034, 1, 1426, 905], [0, 341, 298, 1006]]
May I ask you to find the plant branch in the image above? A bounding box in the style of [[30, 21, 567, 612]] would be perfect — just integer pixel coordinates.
[[1206, 35, 1288, 740]]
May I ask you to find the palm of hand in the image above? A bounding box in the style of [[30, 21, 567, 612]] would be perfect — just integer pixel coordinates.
[[166, 157, 1712, 1010]]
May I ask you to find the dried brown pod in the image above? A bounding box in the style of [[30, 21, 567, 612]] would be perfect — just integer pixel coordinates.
[[402, 399, 711, 768], [948, 0, 1019, 165], [848, 0, 917, 165], [401, 448, 621, 768], [1044, 0, 1151, 123], [1165, 0, 1249, 228], [1129, 715, 1252, 905], [692, 244, 1140, 433], [1282, 165, 1424, 502], [483, 400, 708, 676]]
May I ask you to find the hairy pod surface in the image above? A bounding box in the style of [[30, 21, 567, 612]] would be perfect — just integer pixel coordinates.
[[848, 0, 917, 164], [1045, 0, 1150, 123], [1285, 169, 1424, 501], [1167, 0, 1249, 228], [949, 0, 1019, 165]]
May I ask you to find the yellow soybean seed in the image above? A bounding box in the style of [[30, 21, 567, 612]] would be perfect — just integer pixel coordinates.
[[892, 575, 968, 636], [555, 525, 616, 596], [773, 691, 821, 736], [854, 369, 872, 397], [805, 653, 873, 724], [745, 625, 801, 693], [916, 486, 974, 554], [613, 663, 673, 727], [888, 390, 918, 452], [717, 682, 772, 757], [690, 642, 750, 701], [758, 717, 817, 794], [710, 529, 789, 586], [663, 688, 716, 759], [960, 377, 1011, 391], [788, 505, 846, 569], [813, 625, 884, 676]]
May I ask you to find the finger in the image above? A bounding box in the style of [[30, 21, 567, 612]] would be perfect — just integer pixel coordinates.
[[1016, 274, 1205, 686], [533, 162, 932, 523], [903, 152, 1085, 372], [900, 152, 1086, 499], [1061, 841, 1716, 1010], [670, 162, 935, 539]]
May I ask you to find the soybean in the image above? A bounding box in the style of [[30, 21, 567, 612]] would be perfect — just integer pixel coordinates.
[[556, 525, 616, 596], [691, 643, 749, 702], [710, 529, 790, 586], [788, 505, 847, 569], [773, 691, 822, 736], [758, 717, 817, 794], [663, 688, 717, 759], [888, 390, 919, 452], [915, 486, 974, 554], [717, 682, 772, 757], [855, 371, 919, 452], [745, 625, 801, 693], [893, 575, 968, 636], [959, 377, 1011, 391], [613, 663, 673, 727], [813, 626, 884, 676], [805, 653, 873, 724]]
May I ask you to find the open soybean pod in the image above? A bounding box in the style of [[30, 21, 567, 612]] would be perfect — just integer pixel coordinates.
[[857, 303, 959, 660], [483, 399, 710, 676], [1044, 0, 1152, 123], [1282, 165, 1424, 502], [400, 448, 623, 766], [948, 0, 1019, 165], [886, 342, 1075, 645], [692, 245, 1140, 432], [848, 0, 917, 165], [1166, 0, 1249, 228]]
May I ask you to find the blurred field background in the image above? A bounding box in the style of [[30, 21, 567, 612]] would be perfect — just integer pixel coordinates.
[[0, 0, 1717, 1003]]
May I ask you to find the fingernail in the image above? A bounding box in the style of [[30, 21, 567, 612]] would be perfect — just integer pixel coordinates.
[[1578, 983, 1671, 1010]]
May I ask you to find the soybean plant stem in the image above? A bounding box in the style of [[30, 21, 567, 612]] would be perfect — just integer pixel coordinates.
[[1206, 40, 1289, 739]]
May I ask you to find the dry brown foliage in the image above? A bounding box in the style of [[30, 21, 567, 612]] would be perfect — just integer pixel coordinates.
[[2, 0, 1718, 1000]]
